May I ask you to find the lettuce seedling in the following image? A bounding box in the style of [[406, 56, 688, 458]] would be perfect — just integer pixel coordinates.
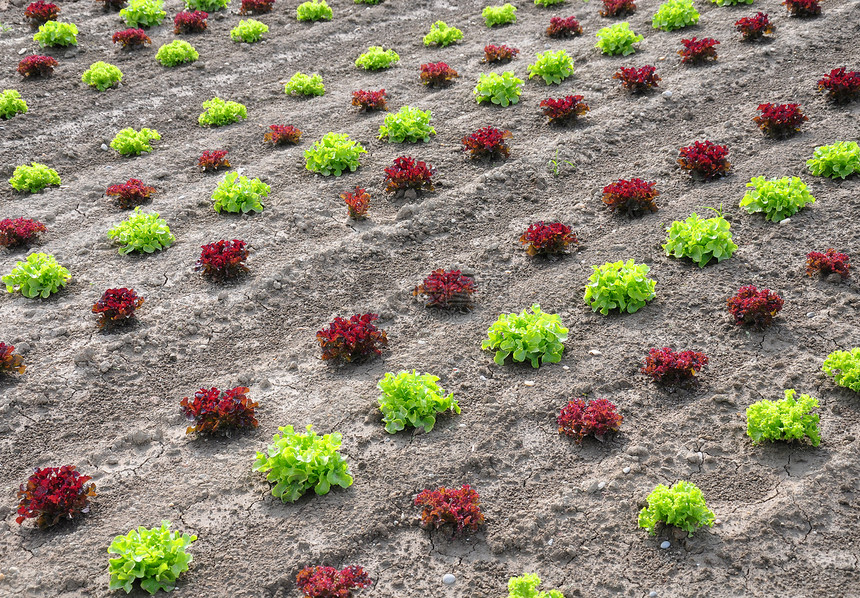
[[663, 211, 738, 267], [520, 222, 578, 256], [384, 156, 435, 193], [483, 44, 519, 64], [528, 50, 574, 85], [415, 485, 484, 534], [0, 342, 26, 375], [535, 0, 565, 5], [355, 46, 399, 70], [112, 27, 151, 49], [9, 162, 59, 192], [474, 71, 523, 106], [120, 0, 166, 27], [254, 424, 353, 502], [25, 1, 60, 24], [740, 176, 815, 222], [807, 248, 850, 280], [378, 106, 436, 142], [638, 481, 715, 535], [81, 62, 123, 91], [602, 178, 658, 216], [296, 566, 372, 598], [652, 0, 699, 30], [198, 97, 247, 126], [613, 65, 660, 93], [747, 389, 820, 446], [0, 90, 28, 120], [540, 95, 589, 125], [284, 72, 325, 96], [413, 268, 476, 309], [342, 187, 370, 219], [352, 89, 388, 111], [174, 10, 208, 33], [180, 386, 258, 435], [753, 103, 807, 138], [420, 62, 459, 87], [462, 126, 511, 159], [823, 348, 860, 392], [600, 0, 636, 17], [482, 304, 568, 367], [33, 21, 77, 47], [240, 0, 274, 13], [677, 140, 731, 180], [377, 370, 459, 433], [108, 522, 196, 595], [264, 124, 302, 145], [641, 347, 708, 386], [818, 68, 860, 103], [212, 172, 268, 214], [711, 0, 753, 4], [185, 0, 229, 10], [305, 132, 366, 175], [156, 40, 199, 67], [806, 141, 860, 179], [316, 313, 387, 362], [507, 574, 563, 598], [106, 178, 156, 208], [0, 218, 46, 248], [92, 287, 144, 329], [354, 0, 381, 3], [483, 4, 516, 26], [584, 259, 656, 315], [297, 0, 332, 21], [678, 37, 719, 64], [546, 16, 582, 38], [16, 466, 95, 527], [783, 0, 820, 16], [198, 150, 230, 172], [195, 239, 249, 280], [107, 207, 174, 254], [17, 55, 57, 78], [3, 252, 70, 298], [727, 285, 783, 328], [231, 18, 268, 42], [557, 398, 622, 443], [423, 21, 463, 47], [110, 127, 161, 156], [735, 12, 774, 41], [595, 22, 643, 56]]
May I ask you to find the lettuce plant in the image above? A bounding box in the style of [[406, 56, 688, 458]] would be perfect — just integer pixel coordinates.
[[198, 149, 230, 171], [535, 0, 565, 5], [415, 485, 484, 534], [663, 211, 737, 267], [17, 55, 58, 78], [584, 259, 656, 315], [342, 186, 370, 219], [678, 37, 719, 65], [384, 156, 435, 193], [678, 140, 731, 180], [546, 16, 582, 38], [254, 424, 353, 502], [16, 466, 95, 527], [240, 0, 274, 13], [753, 103, 807, 138], [807, 248, 850, 280], [25, 1, 60, 24], [156, 40, 199, 66], [3, 252, 70, 298], [740, 176, 815, 222], [711, 0, 753, 4], [110, 127, 161, 155], [602, 178, 658, 216], [352, 89, 388, 111], [107, 207, 174, 254], [0, 343, 26, 375], [180, 386, 257, 435], [9, 162, 59, 192], [33, 21, 77, 47], [652, 0, 699, 31], [727, 285, 783, 328], [474, 71, 523, 106], [507, 574, 563, 598], [482, 304, 568, 367], [264, 124, 302, 145], [198, 97, 247, 126], [92, 287, 144, 329], [120, 0, 166, 27], [195, 239, 249, 280], [483, 44, 519, 63], [0, 218, 46, 248], [557, 398, 622, 444], [638, 481, 715, 535], [185, 0, 228, 10], [106, 178, 156, 208], [212, 172, 268, 214], [316, 313, 387, 362], [747, 389, 820, 446], [108, 522, 196, 594], [305, 132, 366, 176], [641, 347, 708, 386], [420, 62, 459, 87], [297, 0, 332, 21], [0, 90, 28, 120], [112, 28, 151, 48], [823, 348, 860, 392], [462, 126, 512, 159], [613, 65, 660, 93], [377, 370, 459, 433], [735, 12, 774, 41], [413, 268, 475, 309], [284, 72, 325, 96], [520, 222, 578, 256], [600, 0, 636, 17], [231, 18, 268, 42], [378, 106, 435, 142], [540, 95, 589, 124], [783, 0, 820, 16], [528, 49, 574, 85], [595, 22, 642, 56], [174, 10, 208, 33], [483, 4, 516, 27], [296, 566, 372, 598], [81, 62, 123, 91], [355, 46, 399, 70], [818, 68, 860, 103], [806, 141, 860, 179], [423, 21, 463, 47]]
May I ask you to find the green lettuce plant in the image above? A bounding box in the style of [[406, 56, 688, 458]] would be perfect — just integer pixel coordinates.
[[304, 132, 366, 176], [746, 389, 820, 446], [507, 574, 564, 598], [355, 46, 399, 70], [423, 21, 463, 47], [639, 481, 715, 535], [534, 0, 565, 5], [120, 0, 166, 27], [155, 40, 198, 66], [284, 72, 325, 96], [474, 71, 523, 106], [652, 0, 699, 31], [377, 370, 459, 434], [482, 304, 568, 368], [212, 172, 268, 214], [662, 210, 738, 267], [107, 207, 174, 254], [378, 106, 435, 142], [33, 21, 78, 47], [297, 0, 332, 21], [0, 90, 28, 119], [806, 141, 860, 179], [595, 22, 642, 56], [108, 521, 196, 595], [483, 4, 516, 26], [110, 127, 161, 156], [231, 18, 268, 42], [527, 49, 574, 85], [584, 259, 656, 315], [740, 176, 815, 222], [823, 348, 860, 392], [3, 253, 70, 298], [9, 163, 59, 193], [253, 424, 353, 502], [198, 97, 247, 127], [81, 62, 123, 91], [185, 0, 229, 10]]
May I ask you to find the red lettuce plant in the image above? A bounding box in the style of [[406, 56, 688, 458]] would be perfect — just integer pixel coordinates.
[[420, 62, 459, 87], [316, 314, 388, 362], [341, 187, 370, 220], [195, 239, 249, 281], [0, 218, 47, 248], [296, 566, 372, 598], [520, 222, 578, 256], [0, 342, 26, 375], [264, 124, 302, 145], [24, 1, 59, 24], [540, 95, 589, 125], [753, 103, 807, 138], [17, 55, 58, 78], [483, 44, 519, 63], [112, 28, 151, 48], [174, 10, 208, 34], [240, 0, 274, 14], [817, 68, 860, 103], [614, 66, 660, 93], [546, 16, 582, 38], [783, 0, 820, 16], [557, 398, 622, 443], [600, 0, 636, 16], [384, 156, 435, 193], [727, 285, 784, 329], [678, 140, 731, 180], [92, 288, 144, 329], [735, 13, 774, 41], [602, 178, 659, 216], [351, 89, 388, 111], [807, 248, 850, 280], [413, 268, 476, 309], [105, 178, 156, 208], [415, 485, 485, 535], [179, 386, 258, 435], [678, 37, 719, 65], [462, 126, 511, 160], [641, 348, 708, 386], [16, 466, 95, 527], [198, 150, 230, 172]]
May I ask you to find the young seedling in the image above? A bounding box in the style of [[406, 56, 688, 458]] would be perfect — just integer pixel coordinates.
[[806, 249, 849, 280], [173, 10, 208, 33], [613, 65, 660, 93], [462, 126, 512, 160], [195, 239, 249, 280], [383, 156, 435, 193], [727, 285, 783, 328], [413, 268, 476, 309], [16, 466, 95, 527], [557, 398, 622, 443], [600, 0, 635, 17], [81, 62, 123, 91], [753, 103, 807, 138], [423, 21, 463, 47], [420, 62, 459, 87], [601, 178, 658, 216], [179, 386, 258, 435], [584, 260, 656, 315], [807, 141, 860, 179], [546, 16, 582, 38], [316, 313, 387, 362], [377, 370, 459, 433], [482, 304, 568, 367], [817, 68, 860, 103], [519, 222, 578, 256], [641, 348, 708, 386], [783, 0, 820, 17], [639, 481, 715, 535], [740, 176, 815, 222], [822, 349, 860, 392], [482, 44, 519, 63], [108, 522, 196, 594], [198, 149, 230, 172], [341, 187, 370, 220], [296, 566, 372, 598], [651, 0, 699, 31], [0, 218, 46, 248], [351, 89, 388, 111], [112, 27, 151, 48], [735, 13, 774, 41], [17, 55, 58, 78], [678, 37, 719, 65], [3, 252, 70, 298], [264, 124, 302, 145], [415, 485, 485, 535], [677, 140, 731, 180], [92, 287, 144, 329], [747, 389, 820, 446], [0, 342, 26, 375]]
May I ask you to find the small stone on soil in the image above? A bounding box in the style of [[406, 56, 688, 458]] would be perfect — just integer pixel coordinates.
[[623, 467, 631, 474], [660, 541, 671, 549], [523, 380, 535, 387], [442, 574, 456, 585]]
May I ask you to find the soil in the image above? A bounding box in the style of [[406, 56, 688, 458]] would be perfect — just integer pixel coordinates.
[[1, 0, 860, 596]]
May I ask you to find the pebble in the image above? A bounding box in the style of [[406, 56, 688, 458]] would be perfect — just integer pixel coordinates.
[[523, 380, 535, 387], [100, 144, 108, 151], [623, 467, 631, 474], [442, 574, 456, 585], [662, 90, 673, 99], [807, 312, 815, 318], [588, 349, 602, 356], [597, 481, 606, 490], [660, 541, 671, 549], [779, 218, 791, 226], [650, 592, 658, 597], [18, 48, 26, 55]]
